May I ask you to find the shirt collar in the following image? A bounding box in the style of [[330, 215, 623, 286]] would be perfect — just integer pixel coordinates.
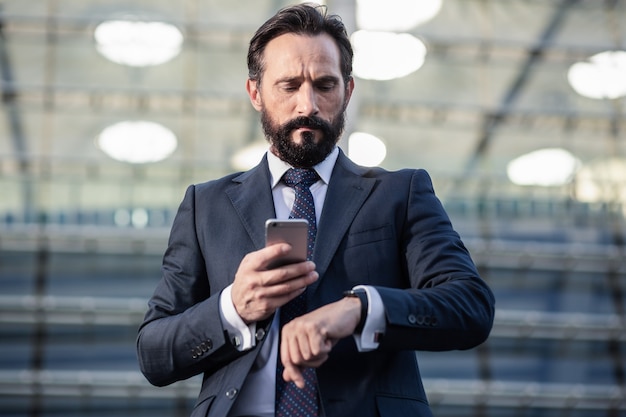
[[267, 146, 339, 188]]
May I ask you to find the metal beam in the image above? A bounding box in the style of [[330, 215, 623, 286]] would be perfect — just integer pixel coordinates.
[[464, 0, 579, 173], [0, 6, 33, 220]]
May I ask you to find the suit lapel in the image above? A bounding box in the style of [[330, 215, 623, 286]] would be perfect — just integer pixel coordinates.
[[224, 151, 377, 297], [224, 155, 276, 251], [308, 151, 377, 295]]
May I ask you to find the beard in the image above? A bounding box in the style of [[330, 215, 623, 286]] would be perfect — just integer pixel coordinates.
[[261, 109, 346, 168]]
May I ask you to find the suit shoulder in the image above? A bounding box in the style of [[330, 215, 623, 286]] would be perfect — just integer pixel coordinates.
[[364, 168, 438, 199], [193, 172, 244, 193], [363, 166, 430, 181], [192, 158, 269, 195], [337, 149, 430, 182]]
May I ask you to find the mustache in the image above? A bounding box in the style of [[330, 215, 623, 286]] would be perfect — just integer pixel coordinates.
[[282, 116, 329, 132]]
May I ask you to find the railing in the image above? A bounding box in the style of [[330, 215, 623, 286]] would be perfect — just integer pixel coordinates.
[[3, 223, 626, 275], [2, 189, 625, 416], [0, 372, 623, 411], [0, 295, 623, 343], [0, 294, 624, 412]]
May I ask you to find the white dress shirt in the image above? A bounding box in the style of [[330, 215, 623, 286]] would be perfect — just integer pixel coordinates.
[[220, 147, 386, 417]]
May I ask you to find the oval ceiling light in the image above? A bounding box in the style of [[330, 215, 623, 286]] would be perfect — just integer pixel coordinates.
[[94, 19, 183, 67], [97, 121, 178, 164], [357, 0, 443, 31], [568, 50, 626, 99], [575, 158, 626, 203], [352, 30, 427, 80], [348, 132, 387, 167], [231, 142, 269, 171], [507, 148, 580, 187]]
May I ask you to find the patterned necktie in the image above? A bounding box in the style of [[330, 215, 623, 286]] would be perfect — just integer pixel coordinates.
[[275, 168, 320, 417]]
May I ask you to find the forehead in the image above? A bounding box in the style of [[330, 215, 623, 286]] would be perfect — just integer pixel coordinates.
[[262, 33, 342, 80]]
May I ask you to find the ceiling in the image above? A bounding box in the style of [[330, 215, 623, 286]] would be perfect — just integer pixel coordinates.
[[1, 0, 625, 218]]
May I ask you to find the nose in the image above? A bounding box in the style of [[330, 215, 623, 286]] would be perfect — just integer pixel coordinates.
[[296, 84, 319, 116]]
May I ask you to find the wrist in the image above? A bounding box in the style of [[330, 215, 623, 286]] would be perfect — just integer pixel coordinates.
[[343, 289, 368, 334]]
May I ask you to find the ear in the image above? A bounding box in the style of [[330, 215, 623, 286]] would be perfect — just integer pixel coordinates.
[[246, 79, 263, 112], [344, 76, 355, 107]]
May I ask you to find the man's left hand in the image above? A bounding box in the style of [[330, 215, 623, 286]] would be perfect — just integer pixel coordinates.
[[279, 296, 362, 388]]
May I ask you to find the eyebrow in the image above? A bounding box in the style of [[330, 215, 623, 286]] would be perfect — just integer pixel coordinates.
[[275, 74, 341, 85], [315, 75, 341, 84]]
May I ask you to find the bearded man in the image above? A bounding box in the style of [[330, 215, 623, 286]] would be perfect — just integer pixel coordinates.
[[137, 4, 495, 417]]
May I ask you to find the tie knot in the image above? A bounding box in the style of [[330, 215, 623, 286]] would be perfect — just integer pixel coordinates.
[[283, 168, 319, 189]]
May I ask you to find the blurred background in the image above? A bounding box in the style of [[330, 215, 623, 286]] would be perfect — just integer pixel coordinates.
[[1, 0, 625, 416]]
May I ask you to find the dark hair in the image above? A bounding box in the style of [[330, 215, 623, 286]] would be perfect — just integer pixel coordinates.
[[247, 3, 353, 86]]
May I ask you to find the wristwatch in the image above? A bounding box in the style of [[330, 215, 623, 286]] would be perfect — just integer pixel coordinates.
[[343, 289, 368, 334]]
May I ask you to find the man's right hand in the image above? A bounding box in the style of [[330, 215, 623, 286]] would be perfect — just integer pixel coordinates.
[[231, 243, 318, 324]]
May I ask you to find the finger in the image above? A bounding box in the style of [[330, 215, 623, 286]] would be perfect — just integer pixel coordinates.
[[280, 333, 306, 388], [262, 261, 317, 285], [260, 269, 318, 298], [307, 332, 333, 359], [283, 324, 324, 372], [233, 245, 292, 292], [282, 363, 305, 389], [282, 327, 303, 365], [302, 355, 329, 368], [257, 243, 292, 268], [291, 330, 311, 363]]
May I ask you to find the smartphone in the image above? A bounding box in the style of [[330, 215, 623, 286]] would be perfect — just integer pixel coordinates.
[[265, 218, 309, 269]]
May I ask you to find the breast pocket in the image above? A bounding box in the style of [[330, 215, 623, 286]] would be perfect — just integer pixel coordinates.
[[345, 224, 394, 248], [343, 224, 401, 286]]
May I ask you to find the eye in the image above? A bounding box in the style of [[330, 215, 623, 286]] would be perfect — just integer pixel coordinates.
[[315, 78, 339, 92], [278, 81, 300, 92], [317, 83, 334, 92]]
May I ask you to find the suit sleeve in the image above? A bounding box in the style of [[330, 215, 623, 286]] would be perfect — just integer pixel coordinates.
[[375, 169, 495, 351], [136, 185, 243, 387]]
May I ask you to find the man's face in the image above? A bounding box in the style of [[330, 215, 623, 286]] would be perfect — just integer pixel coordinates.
[[246, 33, 354, 167]]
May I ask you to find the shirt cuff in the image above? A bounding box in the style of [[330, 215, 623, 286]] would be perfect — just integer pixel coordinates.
[[352, 285, 386, 351], [219, 284, 256, 351]]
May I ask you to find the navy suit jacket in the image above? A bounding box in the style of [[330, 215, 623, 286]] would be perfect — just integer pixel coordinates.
[[137, 150, 495, 417]]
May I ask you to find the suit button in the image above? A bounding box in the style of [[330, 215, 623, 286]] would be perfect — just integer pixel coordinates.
[[417, 315, 425, 325], [430, 317, 438, 326], [255, 328, 266, 341], [200, 340, 212, 351], [424, 316, 431, 326], [191, 347, 202, 359], [225, 388, 238, 399], [408, 314, 417, 325]]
